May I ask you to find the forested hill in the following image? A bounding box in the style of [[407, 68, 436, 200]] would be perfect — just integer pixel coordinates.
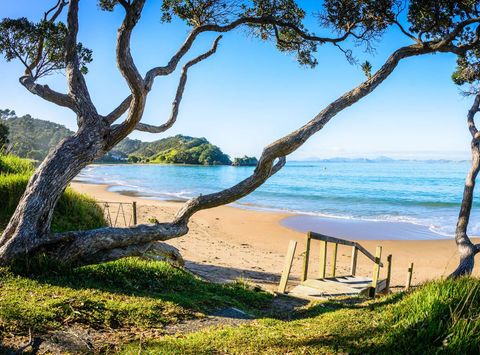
[[127, 135, 232, 165], [0, 110, 232, 165], [2, 111, 73, 161]]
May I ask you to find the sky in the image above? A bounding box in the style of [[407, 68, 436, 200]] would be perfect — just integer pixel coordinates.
[[0, 1, 475, 160]]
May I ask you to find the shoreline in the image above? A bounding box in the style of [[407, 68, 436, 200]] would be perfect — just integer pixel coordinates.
[[70, 180, 480, 290], [76, 176, 457, 241]]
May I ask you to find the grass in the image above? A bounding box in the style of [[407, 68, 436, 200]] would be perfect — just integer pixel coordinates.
[[0, 154, 105, 231], [0, 258, 272, 349], [121, 278, 480, 354]]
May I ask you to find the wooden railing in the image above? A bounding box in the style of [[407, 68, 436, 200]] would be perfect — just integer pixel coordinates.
[[302, 231, 385, 282], [278, 231, 393, 297]]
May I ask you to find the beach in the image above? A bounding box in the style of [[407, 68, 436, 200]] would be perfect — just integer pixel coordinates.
[[71, 181, 480, 292]]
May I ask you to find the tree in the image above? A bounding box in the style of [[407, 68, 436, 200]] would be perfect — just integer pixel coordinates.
[[449, 49, 480, 277], [1, 0, 480, 267], [0, 109, 14, 150], [0, 121, 8, 150]]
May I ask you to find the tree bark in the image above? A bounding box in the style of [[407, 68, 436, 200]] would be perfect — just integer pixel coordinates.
[[450, 95, 480, 277]]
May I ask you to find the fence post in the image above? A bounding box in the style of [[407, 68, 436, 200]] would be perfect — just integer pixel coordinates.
[[278, 240, 297, 294], [132, 201, 137, 225], [302, 233, 312, 282], [405, 262, 414, 290], [385, 254, 392, 293], [369, 246, 382, 297], [319, 240, 327, 278], [331, 243, 338, 277], [350, 245, 358, 276]]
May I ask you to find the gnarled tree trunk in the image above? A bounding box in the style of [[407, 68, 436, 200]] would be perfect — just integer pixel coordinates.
[[450, 94, 480, 277]]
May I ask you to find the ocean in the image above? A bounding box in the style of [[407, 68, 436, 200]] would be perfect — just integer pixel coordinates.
[[77, 160, 479, 239]]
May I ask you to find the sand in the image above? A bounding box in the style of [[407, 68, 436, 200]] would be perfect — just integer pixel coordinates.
[[71, 181, 480, 292]]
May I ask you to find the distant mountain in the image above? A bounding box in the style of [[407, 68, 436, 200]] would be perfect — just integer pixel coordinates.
[[1, 111, 232, 165]]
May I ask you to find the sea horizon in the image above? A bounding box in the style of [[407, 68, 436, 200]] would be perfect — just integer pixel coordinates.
[[76, 159, 478, 240]]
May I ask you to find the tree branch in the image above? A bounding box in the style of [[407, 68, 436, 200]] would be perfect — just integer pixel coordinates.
[[135, 36, 222, 133], [144, 16, 356, 88], [28, 0, 69, 75], [65, 0, 95, 118], [172, 40, 457, 223], [19, 75, 77, 112], [468, 93, 480, 138], [107, 0, 147, 145], [105, 95, 132, 124]]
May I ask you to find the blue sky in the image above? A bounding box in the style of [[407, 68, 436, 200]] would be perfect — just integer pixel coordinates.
[[0, 1, 474, 160]]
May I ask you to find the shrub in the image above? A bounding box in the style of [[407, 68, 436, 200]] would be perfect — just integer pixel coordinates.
[[0, 154, 105, 232]]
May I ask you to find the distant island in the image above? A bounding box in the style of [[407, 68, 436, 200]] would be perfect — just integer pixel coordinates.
[[0, 110, 256, 166], [232, 156, 258, 166]]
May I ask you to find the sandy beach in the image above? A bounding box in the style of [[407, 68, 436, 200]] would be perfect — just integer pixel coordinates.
[[71, 181, 480, 292]]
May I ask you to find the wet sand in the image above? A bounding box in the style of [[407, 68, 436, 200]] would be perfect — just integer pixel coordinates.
[[71, 181, 480, 292]]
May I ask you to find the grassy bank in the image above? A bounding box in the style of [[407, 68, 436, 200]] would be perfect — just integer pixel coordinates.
[[0, 154, 105, 231], [0, 258, 272, 352], [122, 278, 480, 354], [2, 257, 479, 353]]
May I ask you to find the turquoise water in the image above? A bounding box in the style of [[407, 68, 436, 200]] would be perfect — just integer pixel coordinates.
[[77, 160, 479, 237]]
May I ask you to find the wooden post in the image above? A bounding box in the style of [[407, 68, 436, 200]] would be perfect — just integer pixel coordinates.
[[405, 262, 414, 290], [278, 240, 297, 293], [369, 246, 382, 297], [319, 240, 327, 278], [385, 254, 392, 293], [350, 245, 358, 276], [132, 201, 137, 225], [331, 243, 338, 278], [301, 233, 311, 282]]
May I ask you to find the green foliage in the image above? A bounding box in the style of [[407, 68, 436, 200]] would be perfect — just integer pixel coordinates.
[[232, 155, 258, 166], [385, 278, 480, 352], [2, 111, 73, 161], [51, 189, 106, 232], [0, 17, 92, 78], [0, 154, 105, 232], [0, 258, 271, 338], [132, 135, 231, 165], [0, 153, 34, 175], [0, 121, 9, 150], [322, 0, 395, 37], [124, 278, 480, 354], [361, 60, 373, 79], [408, 1, 479, 40]]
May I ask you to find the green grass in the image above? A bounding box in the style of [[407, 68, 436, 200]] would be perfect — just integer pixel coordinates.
[[0, 154, 105, 231], [122, 278, 480, 354], [0, 258, 272, 340], [0, 154, 35, 175]]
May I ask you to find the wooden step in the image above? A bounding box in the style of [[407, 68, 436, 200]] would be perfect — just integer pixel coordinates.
[[289, 276, 387, 299]]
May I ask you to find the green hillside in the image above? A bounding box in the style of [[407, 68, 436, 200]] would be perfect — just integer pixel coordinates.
[[2, 111, 73, 161], [129, 135, 232, 165], [1, 110, 232, 165]]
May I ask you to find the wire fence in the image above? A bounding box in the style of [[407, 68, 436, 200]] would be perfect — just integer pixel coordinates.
[[95, 201, 138, 227]]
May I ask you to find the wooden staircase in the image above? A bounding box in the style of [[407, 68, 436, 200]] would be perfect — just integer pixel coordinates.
[[278, 232, 392, 299]]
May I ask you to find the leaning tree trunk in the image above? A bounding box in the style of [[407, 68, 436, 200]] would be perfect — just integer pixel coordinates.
[[450, 95, 480, 277], [0, 117, 108, 263]]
